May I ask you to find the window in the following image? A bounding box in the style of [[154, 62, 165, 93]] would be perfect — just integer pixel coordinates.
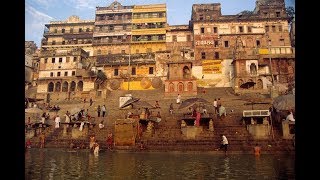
[[214, 40, 219, 47], [62, 41, 65, 45], [146, 48, 152, 53], [187, 35, 191, 41], [62, 29, 65, 33], [64, 72, 68, 76], [213, 27, 218, 33], [279, 25, 283, 32], [57, 72, 61, 77], [214, 52, 220, 59], [132, 67, 136, 75], [66, 57, 70, 63], [239, 26, 244, 33], [121, 50, 125, 54], [190, 52, 194, 57], [86, 28, 90, 32], [52, 58, 55, 63], [264, 12, 268, 17], [114, 69, 119, 76], [224, 41, 229, 47], [109, 25, 114, 31], [256, 40, 261, 47], [123, 25, 127, 30], [201, 27, 205, 34], [276, 12, 280, 17], [136, 49, 139, 53], [247, 26, 252, 33], [265, 26, 269, 32], [79, 28, 83, 32], [272, 26, 276, 32], [73, 57, 77, 62], [280, 39, 285, 46], [50, 72, 54, 77], [59, 58, 62, 63], [52, 41, 56, 45], [70, 28, 73, 33], [44, 58, 48, 63], [149, 67, 154, 74], [54, 29, 57, 33], [72, 71, 75, 76], [199, 14, 203, 20], [172, 35, 177, 42], [201, 52, 206, 59]]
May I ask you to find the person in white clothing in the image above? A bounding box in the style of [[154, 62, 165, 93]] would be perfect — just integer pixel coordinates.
[[93, 142, 99, 156], [216, 134, 229, 155], [54, 115, 61, 128], [176, 94, 181, 104], [286, 110, 295, 121]]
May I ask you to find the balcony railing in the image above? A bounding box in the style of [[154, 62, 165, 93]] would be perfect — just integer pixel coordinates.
[[42, 40, 92, 46], [243, 110, 270, 117]]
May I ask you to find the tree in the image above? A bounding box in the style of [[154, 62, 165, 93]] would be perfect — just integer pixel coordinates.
[[286, 6, 295, 23]]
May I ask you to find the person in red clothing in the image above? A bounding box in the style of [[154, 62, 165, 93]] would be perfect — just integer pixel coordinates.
[[25, 139, 32, 149]]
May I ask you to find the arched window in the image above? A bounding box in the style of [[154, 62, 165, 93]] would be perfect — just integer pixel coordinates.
[[183, 66, 191, 79], [70, 81, 76, 92], [77, 81, 83, 91], [250, 63, 257, 75], [187, 82, 193, 91], [178, 82, 184, 92], [55, 82, 61, 92], [169, 83, 175, 93], [48, 82, 54, 92], [62, 81, 68, 92]]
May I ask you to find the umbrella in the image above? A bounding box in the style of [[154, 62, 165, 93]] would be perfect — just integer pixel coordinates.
[[272, 94, 295, 111], [178, 98, 212, 110], [132, 101, 155, 109], [70, 107, 82, 115], [240, 81, 256, 89], [120, 97, 140, 109], [25, 107, 43, 114]]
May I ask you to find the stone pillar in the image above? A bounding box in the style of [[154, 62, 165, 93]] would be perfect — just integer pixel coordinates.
[[209, 119, 214, 132]]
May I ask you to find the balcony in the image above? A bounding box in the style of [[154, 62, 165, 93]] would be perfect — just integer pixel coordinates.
[[258, 47, 295, 55], [43, 30, 93, 37], [95, 19, 132, 25], [93, 39, 130, 45], [132, 17, 166, 24], [41, 40, 92, 47]]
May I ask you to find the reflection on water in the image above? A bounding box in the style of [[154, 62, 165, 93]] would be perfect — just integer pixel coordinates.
[[25, 149, 295, 179]]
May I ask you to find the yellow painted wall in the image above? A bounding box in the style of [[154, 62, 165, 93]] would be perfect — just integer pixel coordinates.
[[133, 6, 166, 13], [132, 17, 166, 24], [202, 60, 222, 74], [132, 28, 166, 35], [131, 43, 166, 54], [259, 49, 269, 54], [121, 81, 155, 90]]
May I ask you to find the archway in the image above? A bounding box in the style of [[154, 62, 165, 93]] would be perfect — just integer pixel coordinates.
[[55, 82, 61, 92], [70, 81, 76, 92], [183, 66, 191, 79], [178, 82, 184, 92], [62, 81, 68, 92], [187, 82, 193, 91], [48, 82, 54, 92], [256, 79, 263, 89], [250, 63, 257, 75], [77, 81, 83, 91], [169, 83, 175, 93]]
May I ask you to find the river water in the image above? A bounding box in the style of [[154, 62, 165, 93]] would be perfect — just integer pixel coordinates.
[[25, 148, 295, 179]]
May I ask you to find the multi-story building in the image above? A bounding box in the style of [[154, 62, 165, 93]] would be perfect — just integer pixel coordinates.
[[131, 4, 167, 54], [93, 1, 133, 56], [36, 48, 95, 102], [41, 15, 95, 56], [190, 0, 294, 94], [25, 41, 38, 89]]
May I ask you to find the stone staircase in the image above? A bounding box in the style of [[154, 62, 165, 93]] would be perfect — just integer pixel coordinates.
[[27, 87, 294, 153]]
